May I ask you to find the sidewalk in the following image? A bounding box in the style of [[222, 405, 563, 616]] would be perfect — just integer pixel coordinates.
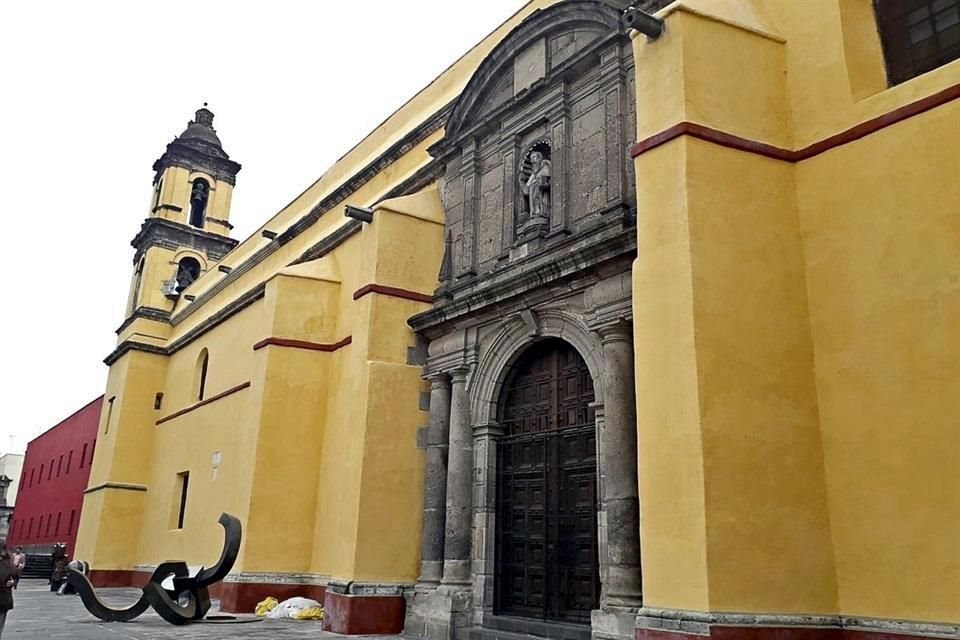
[[4, 580, 402, 639]]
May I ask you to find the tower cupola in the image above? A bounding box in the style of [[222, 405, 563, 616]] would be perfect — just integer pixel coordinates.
[[153, 104, 240, 187]]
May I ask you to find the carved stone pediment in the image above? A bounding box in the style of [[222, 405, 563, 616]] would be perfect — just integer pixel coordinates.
[[437, 2, 624, 149], [425, 0, 638, 310]]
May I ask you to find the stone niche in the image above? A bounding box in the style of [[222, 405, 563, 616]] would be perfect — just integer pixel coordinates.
[[430, 1, 637, 290]]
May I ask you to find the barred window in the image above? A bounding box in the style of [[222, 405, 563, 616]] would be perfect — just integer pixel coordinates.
[[875, 0, 960, 84]]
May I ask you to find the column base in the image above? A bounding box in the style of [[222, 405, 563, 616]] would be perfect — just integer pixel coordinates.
[[594, 606, 642, 640], [440, 559, 472, 587], [419, 560, 445, 586], [403, 585, 473, 640]]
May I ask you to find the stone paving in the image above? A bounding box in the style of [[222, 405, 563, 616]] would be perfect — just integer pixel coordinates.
[[4, 580, 401, 639]]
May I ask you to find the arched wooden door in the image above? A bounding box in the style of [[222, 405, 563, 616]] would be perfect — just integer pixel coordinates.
[[495, 339, 599, 624]]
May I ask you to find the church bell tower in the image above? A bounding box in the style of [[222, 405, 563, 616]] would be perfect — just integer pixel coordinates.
[[125, 104, 240, 318]]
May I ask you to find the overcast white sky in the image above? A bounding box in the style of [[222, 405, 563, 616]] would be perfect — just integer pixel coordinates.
[[0, 1, 524, 454]]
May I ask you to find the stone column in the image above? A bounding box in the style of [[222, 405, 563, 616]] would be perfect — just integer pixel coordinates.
[[471, 422, 503, 624], [418, 374, 452, 587], [441, 368, 473, 587], [597, 322, 643, 608]]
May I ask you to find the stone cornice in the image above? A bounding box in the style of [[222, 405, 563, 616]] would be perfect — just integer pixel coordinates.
[[275, 103, 452, 247], [104, 284, 266, 364], [291, 218, 362, 266], [167, 283, 266, 351], [410, 215, 637, 333], [83, 482, 148, 495], [131, 217, 238, 265], [114, 307, 172, 335], [103, 340, 168, 366], [153, 146, 241, 186]]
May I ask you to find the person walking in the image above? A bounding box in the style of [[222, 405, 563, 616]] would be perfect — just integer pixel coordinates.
[[9, 549, 24, 590], [0, 547, 15, 637]]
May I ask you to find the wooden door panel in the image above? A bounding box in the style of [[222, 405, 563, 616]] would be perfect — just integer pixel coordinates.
[[496, 339, 599, 624]]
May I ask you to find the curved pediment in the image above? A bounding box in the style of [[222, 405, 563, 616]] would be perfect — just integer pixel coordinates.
[[440, 1, 625, 149]]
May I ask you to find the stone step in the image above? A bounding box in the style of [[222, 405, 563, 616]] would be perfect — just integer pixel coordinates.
[[461, 617, 592, 640]]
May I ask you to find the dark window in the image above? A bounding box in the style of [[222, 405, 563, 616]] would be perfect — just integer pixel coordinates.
[[154, 392, 164, 411], [176, 472, 190, 529], [57, 455, 63, 477], [153, 178, 163, 210], [55, 512, 61, 536], [80, 443, 88, 469], [39, 464, 44, 484], [69, 510, 76, 535], [175, 257, 202, 294], [28, 517, 33, 538], [196, 350, 210, 401], [875, 0, 960, 84], [45, 514, 51, 536], [48, 459, 53, 480], [29, 468, 33, 487], [188, 179, 210, 227], [67, 451, 73, 474], [104, 396, 115, 435], [130, 258, 145, 314]]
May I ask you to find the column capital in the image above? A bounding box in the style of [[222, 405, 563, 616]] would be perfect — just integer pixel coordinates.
[[449, 367, 470, 384], [473, 422, 504, 438], [596, 319, 633, 344], [426, 373, 451, 390]]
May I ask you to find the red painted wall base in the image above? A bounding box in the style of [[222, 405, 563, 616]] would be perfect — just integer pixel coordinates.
[[212, 582, 326, 614], [322, 590, 406, 635]]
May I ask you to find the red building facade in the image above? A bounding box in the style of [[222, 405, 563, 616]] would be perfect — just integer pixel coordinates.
[[8, 396, 102, 555]]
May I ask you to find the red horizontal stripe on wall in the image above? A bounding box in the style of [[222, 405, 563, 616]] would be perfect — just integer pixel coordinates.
[[631, 80, 960, 162], [630, 121, 794, 161], [156, 382, 251, 426], [353, 284, 433, 304], [252, 336, 352, 352]]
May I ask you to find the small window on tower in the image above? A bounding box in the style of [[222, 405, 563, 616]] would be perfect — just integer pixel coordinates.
[[189, 178, 210, 227], [129, 258, 145, 315], [152, 178, 163, 211]]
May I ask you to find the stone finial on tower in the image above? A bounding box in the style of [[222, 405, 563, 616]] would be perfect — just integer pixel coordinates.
[[194, 103, 215, 127]]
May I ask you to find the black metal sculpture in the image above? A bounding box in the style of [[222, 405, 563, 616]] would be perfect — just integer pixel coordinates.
[[67, 512, 250, 625]]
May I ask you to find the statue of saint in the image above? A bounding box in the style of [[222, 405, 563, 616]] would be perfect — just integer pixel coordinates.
[[520, 150, 551, 219]]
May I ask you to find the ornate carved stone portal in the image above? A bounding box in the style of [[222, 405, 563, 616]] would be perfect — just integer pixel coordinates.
[[404, 2, 644, 640]]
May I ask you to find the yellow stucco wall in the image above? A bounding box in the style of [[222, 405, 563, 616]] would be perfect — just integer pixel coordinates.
[[796, 102, 960, 623], [632, 0, 960, 625]]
